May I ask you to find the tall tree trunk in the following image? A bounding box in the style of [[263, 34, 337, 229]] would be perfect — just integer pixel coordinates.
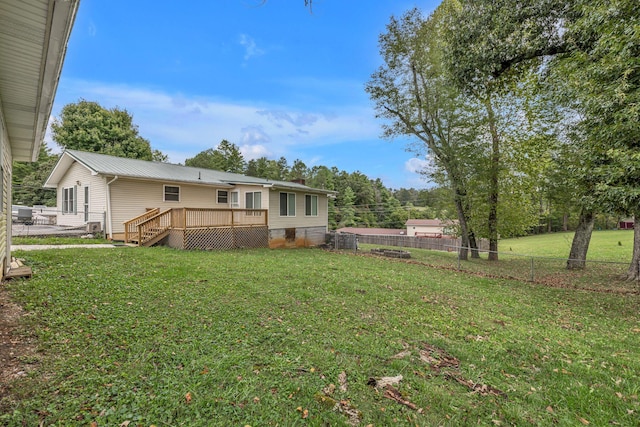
[[562, 212, 568, 232], [453, 187, 470, 261], [625, 213, 640, 281], [567, 209, 594, 270], [461, 192, 480, 258], [468, 231, 480, 258], [485, 98, 500, 261]]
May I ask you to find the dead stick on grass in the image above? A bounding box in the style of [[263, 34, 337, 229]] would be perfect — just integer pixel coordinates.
[[383, 385, 418, 410]]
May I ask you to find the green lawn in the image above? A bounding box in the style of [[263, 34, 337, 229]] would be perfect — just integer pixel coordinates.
[[500, 230, 634, 262], [11, 236, 111, 246], [2, 247, 639, 426], [357, 231, 638, 292]]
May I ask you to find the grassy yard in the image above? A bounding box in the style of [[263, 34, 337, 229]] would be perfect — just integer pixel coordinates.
[[358, 231, 639, 293], [11, 236, 111, 246], [500, 230, 634, 262], [2, 246, 639, 426]]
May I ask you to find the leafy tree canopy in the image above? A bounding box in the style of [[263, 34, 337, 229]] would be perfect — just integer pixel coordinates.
[[51, 99, 164, 161], [12, 144, 58, 207], [185, 140, 246, 173]]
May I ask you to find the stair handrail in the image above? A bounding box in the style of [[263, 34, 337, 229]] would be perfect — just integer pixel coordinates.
[[136, 209, 173, 245], [124, 208, 160, 243]]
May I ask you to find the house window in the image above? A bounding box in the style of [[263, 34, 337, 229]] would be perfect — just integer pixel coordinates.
[[84, 186, 90, 222], [246, 191, 261, 209], [217, 190, 228, 204], [305, 194, 318, 216], [230, 191, 239, 208], [164, 185, 180, 202], [246, 191, 261, 216], [279, 192, 295, 216], [62, 186, 76, 214]]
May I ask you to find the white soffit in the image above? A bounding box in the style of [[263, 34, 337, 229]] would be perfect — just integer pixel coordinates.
[[0, 0, 79, 161]]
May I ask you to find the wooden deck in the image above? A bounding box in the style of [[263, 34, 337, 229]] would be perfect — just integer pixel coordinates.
[[122, 208, 269, 248]]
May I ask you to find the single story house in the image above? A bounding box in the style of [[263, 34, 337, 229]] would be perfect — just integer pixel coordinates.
[[44, 150, 335, 249], [0, 0, 78, 278], [405, 219, 456, 238]]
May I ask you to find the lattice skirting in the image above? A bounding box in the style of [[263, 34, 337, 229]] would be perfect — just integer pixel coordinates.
[[167, 226, 268, 250]]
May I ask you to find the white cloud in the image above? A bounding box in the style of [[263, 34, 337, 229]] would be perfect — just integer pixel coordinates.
[[240, 125, 271, 145], [257, 110, 319, 127], [405, 157, 430, 173], [48, 78, 381, 164], [240, 143, 270, 160], [239, 34, 265, 61]]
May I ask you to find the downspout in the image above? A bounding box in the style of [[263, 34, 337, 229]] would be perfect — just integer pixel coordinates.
[[105, 176, 119, 239]]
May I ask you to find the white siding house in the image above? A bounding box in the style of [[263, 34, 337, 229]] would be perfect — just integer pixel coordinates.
[[0, 0, 78, 277], [405, 219, 456, 237], [45, 150, 334, 247]]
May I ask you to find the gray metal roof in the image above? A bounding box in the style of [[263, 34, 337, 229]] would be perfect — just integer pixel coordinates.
[[0, 0, 79, 161], [45, 150, 335, 194]]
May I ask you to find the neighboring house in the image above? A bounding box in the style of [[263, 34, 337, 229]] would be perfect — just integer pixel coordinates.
[[44, 150, 335, 248], [619, 219, 634, 230], [405, 219, 456, 238], [336, 227, 405, 236], [0, 0, 79, 278]]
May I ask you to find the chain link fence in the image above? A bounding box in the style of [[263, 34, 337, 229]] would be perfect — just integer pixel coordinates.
[[328, 232, 639, 294], [11, 208, 106, 237]]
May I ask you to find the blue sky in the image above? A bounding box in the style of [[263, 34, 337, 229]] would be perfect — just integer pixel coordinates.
[[49, 0, 440, 189]]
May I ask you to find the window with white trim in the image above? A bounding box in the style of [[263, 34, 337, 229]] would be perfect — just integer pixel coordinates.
[[164, 185, 180, 202], [245, 191, 261, 209], [279, 192, 295, 216], [62, 186, 76, 214], [217, 190, 228, 204], [305, 194, 318, 216], [245, 191, 261, 216], [84, 186, 90, 222], [230, 191, 239, 208]]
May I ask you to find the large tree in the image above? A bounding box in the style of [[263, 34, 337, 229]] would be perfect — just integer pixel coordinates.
[[440, 0, 570, 260], [185, 140, 246, 173], [556, 0, 640, 278], [245, 157, 288, 180], [438, 0, 640, 277], [51, 100, 161, 161], [366, 7, 484, 260], [12, 144, 58, 206]]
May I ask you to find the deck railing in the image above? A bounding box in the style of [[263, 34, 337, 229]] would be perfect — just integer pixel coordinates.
[[137, 209, 172, 245], [124, 208, 268, 244], [124, 208, 160, 243]]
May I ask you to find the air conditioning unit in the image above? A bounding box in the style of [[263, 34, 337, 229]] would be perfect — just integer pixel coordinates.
[[86, 222, 101, 233]]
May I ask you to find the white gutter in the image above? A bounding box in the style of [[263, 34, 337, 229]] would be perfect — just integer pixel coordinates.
[[105, 176, 119, 239]]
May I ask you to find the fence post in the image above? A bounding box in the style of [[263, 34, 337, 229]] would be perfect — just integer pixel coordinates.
[[457, 247, 461, 270], [530, 257, 535, 282]]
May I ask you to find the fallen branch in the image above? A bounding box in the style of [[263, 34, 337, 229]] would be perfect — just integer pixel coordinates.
[[383, 385, 418, 410], [445, 372, 506, 398]]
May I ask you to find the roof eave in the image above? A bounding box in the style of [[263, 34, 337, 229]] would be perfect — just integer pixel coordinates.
[[43, 151, 81, 187], [17, 0, 80, 162], [269, 183, 337, 195]]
